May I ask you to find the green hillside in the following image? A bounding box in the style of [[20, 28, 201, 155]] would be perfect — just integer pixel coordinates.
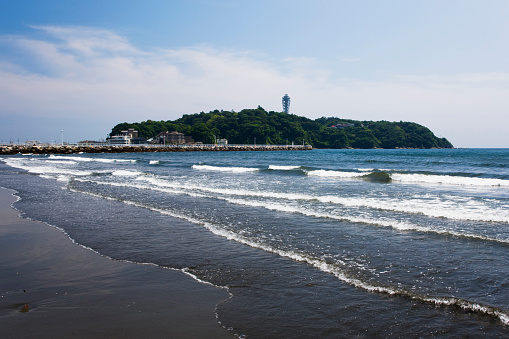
[[110, 106, 453, 149]]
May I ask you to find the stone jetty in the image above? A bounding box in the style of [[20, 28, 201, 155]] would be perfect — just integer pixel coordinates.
[[0, 144, 312, 155]]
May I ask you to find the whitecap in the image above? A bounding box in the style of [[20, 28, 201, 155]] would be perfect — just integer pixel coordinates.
[[306, 169, 366, 178], [392, 173, 509, 187], [192, 164, 259, 173], [111, 170, 143, 177], [268, 165, 301, 170]]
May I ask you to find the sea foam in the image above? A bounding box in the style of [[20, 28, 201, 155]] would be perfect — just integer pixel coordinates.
[[268, 165, 301, 171], [392, 173, 509, 187], [192, 164, 259, 173]]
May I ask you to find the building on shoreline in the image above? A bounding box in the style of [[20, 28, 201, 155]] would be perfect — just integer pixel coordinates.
[[106, 129, 194, 146], [108, 135, 131, 145], [156, 131, 185, 145], [107, 128, 148, 145]]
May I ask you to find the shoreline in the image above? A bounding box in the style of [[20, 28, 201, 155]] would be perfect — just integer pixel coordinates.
[[0, 144, 312, 155], [0, 187, 232, 338]]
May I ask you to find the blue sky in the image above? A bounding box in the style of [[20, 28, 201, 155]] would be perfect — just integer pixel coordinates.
[[0, 0, 508, 147]]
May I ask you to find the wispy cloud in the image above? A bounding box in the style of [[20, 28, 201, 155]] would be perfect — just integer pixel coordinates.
[[0, 25, 507, 146], [31, 25, 141, 56]]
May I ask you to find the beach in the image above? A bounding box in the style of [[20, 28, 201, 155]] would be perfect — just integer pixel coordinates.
[[0, 187, 231, 338]]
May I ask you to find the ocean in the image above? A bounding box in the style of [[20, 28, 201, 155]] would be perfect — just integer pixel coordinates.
[[1, 148, 509, 338]]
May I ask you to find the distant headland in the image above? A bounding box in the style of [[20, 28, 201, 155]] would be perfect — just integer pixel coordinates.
[[109, 106, 453, 149], [0, 107, 453, 155]]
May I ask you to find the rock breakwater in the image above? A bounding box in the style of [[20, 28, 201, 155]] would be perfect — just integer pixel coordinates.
[[0, 144, 312, 155]]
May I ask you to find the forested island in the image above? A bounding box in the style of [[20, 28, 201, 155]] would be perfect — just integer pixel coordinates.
[[111, 106, 453, 149]]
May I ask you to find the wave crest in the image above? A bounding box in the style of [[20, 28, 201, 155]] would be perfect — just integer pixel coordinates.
[[192, 164, 259, 173]]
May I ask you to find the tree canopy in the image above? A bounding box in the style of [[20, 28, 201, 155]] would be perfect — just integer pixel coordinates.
[[110, 107, 453, 149]]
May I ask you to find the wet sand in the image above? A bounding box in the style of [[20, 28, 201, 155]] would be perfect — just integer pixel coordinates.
[[0, 187, 231, 338]]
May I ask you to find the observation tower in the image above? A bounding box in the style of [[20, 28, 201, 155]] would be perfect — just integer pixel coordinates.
[[282, 94, 290, 114]]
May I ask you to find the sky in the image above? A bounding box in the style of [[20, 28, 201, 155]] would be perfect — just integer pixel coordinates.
[[0, 0, 508, 147]]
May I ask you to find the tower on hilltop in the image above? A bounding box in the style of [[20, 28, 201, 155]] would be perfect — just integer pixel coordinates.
[[282, 94, 290, 114]]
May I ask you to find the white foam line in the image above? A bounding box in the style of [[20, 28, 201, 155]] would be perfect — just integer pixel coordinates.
[[268, 165, 301, 170], [45, 160, 78, 165], [67, 188, 509, 326], [392, 173, 509, 187], [75, 177, 509, 245], [306, 167, 509, 188], [192, 164, 259, 173], [49, 155, 136, 163], [74, 178, 208, 199], [137, 177, 509, 224], [3, 158, 95, 177], [221, 197, 509, 244], [307, 169, 366, 178], [111, 170, 144, 177]]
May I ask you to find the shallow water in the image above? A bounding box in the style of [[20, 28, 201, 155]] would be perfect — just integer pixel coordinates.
[[1, 149, 509, 337]]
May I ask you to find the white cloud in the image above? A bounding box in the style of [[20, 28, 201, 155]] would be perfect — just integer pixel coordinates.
[[0, 25, 508, 147], [32, 25, 140, 56]]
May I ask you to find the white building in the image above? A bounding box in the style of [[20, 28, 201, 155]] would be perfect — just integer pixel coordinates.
[[108, 135, 131, 145], [108, 128, 139, 145]]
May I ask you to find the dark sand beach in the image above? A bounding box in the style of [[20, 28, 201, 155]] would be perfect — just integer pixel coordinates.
[[0, 187, 231, 338]]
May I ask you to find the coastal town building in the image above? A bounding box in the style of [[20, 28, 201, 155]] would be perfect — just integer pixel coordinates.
[[108, 135, 131, 145], [131, 137, 149, 144], [107, 129, 191, 145], [108, 128, 139, 145], [123, 128, 138, 138], [156, 131, 185, 145]]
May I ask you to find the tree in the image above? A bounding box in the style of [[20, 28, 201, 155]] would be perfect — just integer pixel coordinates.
[[109, 108, 453, 149]]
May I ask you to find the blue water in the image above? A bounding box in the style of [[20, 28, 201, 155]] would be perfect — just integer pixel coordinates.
[[1, 149, 509, 338]]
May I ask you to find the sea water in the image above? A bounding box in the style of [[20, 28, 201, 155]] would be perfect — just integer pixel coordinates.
[[1, 148, 509, 338]]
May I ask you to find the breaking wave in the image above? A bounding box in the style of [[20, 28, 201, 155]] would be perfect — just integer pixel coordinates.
[[192, 164, 259, 173]]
